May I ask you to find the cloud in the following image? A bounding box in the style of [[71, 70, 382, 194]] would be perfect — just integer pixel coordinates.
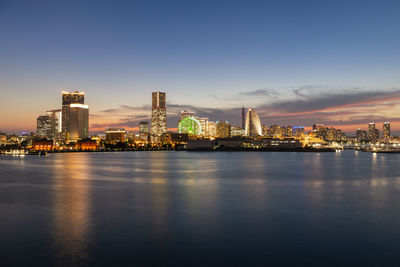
[[238, 88, 279, 97], [90, 86, 400, 134]]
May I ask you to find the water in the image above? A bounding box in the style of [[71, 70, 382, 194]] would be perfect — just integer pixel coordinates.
[[0, 151, 400, 266]]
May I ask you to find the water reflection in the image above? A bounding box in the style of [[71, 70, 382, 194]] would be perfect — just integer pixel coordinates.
[[51, 153, 91, 266]]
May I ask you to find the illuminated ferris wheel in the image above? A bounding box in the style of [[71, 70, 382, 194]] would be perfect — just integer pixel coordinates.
[[178, 116, 202, 135]]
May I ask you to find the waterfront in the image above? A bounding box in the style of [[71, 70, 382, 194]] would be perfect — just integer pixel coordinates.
[[1, 151, 400, 266]]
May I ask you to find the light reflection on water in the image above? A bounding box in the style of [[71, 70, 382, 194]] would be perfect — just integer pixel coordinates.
[[1, 151, 400, 266]]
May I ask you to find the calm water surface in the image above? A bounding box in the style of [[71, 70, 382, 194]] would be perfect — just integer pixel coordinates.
[[0, 151, 400, 266]]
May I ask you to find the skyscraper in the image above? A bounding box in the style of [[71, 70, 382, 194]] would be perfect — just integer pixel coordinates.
[[139, 121, 149, 134], [150, 91, 167, 142], [198, 117, 209, 136], [356, 128, 368, 141], [36, 115, 52, 138], [242, 106, 245, 129], [62, 91, 85, 140], [383, 122, 390, 139], [208, 121, 217, 137], [69, 104, 89, 140], [216, 121, 231, 138], [245, 108, 262, 136], [46, 109, 62, 140], [368, 122, 377, 141]]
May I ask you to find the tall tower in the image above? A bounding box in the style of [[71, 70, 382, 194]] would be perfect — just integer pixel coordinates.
[[242, 106, 245, 129], [69, 104, 89, 140], [62, 91, 85, 140], [383, 122, 390, 139], [245, 108, 262, 136], [150, 91, 167, 142], [368, 122, 376, 141]]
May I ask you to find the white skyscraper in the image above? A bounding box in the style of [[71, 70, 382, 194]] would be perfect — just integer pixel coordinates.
[[245, 108, 262, 136]]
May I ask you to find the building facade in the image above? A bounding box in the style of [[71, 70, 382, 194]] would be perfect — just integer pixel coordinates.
[[62, 91, 85, 140], [69, 104, 89, 140], [245, 108, 262, 136], [105, 128, 126, 143], [368, 123, 377, 141], [356, 128, 368, 141], [46, 109, 62, 140], [216, 121, 231, 138], [37, 115, 52, 137], [150, 91, 167, 142], [383, 122, 390, 139]]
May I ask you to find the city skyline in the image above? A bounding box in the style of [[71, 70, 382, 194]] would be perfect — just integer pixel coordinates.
[[4, 88, 400, 136], [2, 1, 400, 133]]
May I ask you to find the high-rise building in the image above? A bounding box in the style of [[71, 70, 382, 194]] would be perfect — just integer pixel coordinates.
[[313, 124, 324, 131], [374, 129, 379, 140], [150, 91, 167, 142], [293, 127, 305, 138], [269, 125, 282, 138], [69, 104, 89, 140], [356, 128, 368, 141], [208, 121, 217, 137], [139, 121, 149, 134], [242, 106, 245, 129], [245, 108, 262, 136], [383, 122, 390, 139], [368, 123, 377, 141], [62, 91, 85, 140], [37, 115, 52, 138], [46, 109, 62, 140], [198, 117, 209, 136], [105, 128, 125, 143], [216, 121, 231, 138], [262, 125, 269, 136], [285, 125, 293, 137]]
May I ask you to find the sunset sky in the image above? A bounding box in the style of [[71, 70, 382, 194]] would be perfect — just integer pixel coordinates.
[[1, 0, 400, 134]]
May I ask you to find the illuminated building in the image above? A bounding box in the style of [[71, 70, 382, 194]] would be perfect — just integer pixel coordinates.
[[285, 125, 293, 137], [262, 125, 269, 136], [62, 91, 85, 140], [180, 110, 194, 120], [77, 138, 99, 150], [198, 117, 209, 136], [139, 121, 149, 134], [245, 108, 262, 136], [68, 104, 89, 141], [313, 124, 324, 131], [46, 109, 62, 140], [231, 126, 244, 136], [32, 138, 53, 151], [178, 116, 202, 135], [161, 133, 188, 147], [356, 128, 368, 141], [368, 123, 377, 141], [216, 121, 231, 138], [105, 128, 125, 143], [293, 127, 305, 138], [37, 115, 52, 138], [242, 106, 245, 129], [138, 121, 149, 141], [374, 129, 379, 139], [269, 125, 282, 138], [150, 91, 167, 142], [208, 121, 217, 137], [383, 122, 390, 139]]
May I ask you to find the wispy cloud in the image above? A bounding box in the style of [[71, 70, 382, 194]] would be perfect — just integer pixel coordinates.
[[90, 86, 400, 133]]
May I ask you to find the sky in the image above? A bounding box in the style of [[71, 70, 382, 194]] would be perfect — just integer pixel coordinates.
[[1, 0, 400, 134]]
